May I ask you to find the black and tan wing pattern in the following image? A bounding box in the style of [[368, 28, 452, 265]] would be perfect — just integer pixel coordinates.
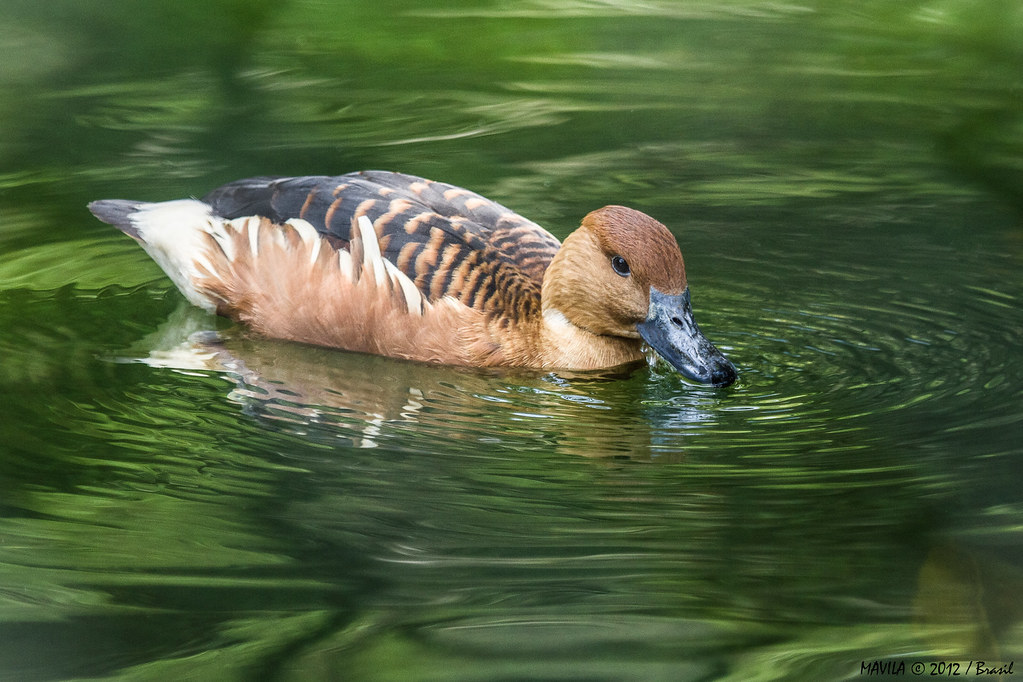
[[202, 171, 562, 322]]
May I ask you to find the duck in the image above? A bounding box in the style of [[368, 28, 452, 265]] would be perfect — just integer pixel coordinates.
[[89, 170, 737, 386]]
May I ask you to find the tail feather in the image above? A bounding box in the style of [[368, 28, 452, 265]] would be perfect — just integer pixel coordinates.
[[88, 199, 149, 239], [90, 198, 222, 312]]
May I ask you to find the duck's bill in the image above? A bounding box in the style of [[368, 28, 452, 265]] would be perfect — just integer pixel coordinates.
[[636, 287, 737, 387]]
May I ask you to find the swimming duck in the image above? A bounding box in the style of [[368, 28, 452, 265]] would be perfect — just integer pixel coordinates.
[[89, 171, 737, 386]]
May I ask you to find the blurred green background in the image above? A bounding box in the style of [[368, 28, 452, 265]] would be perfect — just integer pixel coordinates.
[[0, 1, 1021, 679]]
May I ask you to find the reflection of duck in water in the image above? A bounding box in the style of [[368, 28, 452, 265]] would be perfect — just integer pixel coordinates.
[[90, 171, 735, 386], [123, 303, 704, 459]]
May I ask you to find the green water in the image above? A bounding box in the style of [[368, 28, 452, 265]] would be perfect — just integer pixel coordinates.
[[1, 1, 1022, 680]]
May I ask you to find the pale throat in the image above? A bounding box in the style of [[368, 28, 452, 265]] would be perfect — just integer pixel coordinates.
[[539, 306, 643, 369], [541, 307, 578, 338]]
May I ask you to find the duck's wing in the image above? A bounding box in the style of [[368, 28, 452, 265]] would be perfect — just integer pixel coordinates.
[[203, 171, 561, 321]]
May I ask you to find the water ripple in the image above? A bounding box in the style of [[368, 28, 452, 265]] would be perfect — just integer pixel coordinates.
[[704, 237, 1023, 464]]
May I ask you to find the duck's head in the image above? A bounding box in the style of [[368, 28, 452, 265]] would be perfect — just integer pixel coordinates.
[[542, 206, 737, 387]]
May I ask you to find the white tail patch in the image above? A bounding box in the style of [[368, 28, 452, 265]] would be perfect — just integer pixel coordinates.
[[127, 199, 224, 313]]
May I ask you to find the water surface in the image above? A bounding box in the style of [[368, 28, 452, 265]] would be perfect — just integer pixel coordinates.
[[1, 1, 1022, 680]]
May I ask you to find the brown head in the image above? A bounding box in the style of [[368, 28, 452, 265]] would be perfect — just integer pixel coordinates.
[[542, 205, 736, 386]]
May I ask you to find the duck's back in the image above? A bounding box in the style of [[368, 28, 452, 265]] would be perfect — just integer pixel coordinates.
[[203, 171, 561, 320]]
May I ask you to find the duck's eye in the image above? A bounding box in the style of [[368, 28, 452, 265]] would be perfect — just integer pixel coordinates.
[[610, 255, 631, 277]]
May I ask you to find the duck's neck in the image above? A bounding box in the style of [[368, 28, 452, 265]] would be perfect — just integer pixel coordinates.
[[534, 306, 644, 370]]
